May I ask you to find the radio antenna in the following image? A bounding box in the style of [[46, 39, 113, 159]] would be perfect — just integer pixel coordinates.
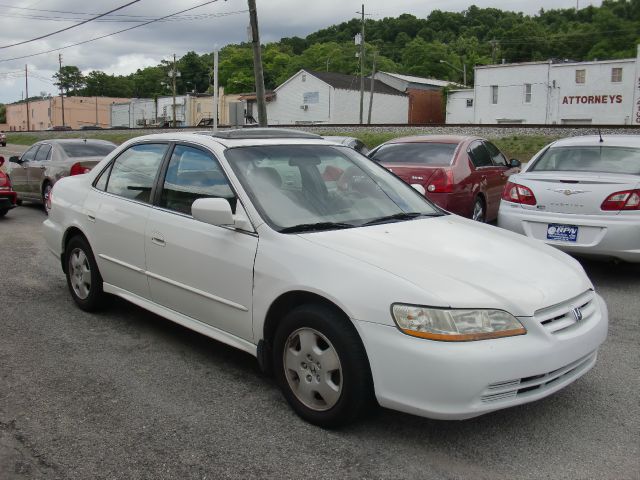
[[598, 128, 604, 143]]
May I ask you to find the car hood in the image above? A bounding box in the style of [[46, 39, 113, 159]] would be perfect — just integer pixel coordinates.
[[300, 215, 592, 316]]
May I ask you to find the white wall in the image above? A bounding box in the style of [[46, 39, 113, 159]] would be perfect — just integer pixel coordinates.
[[445, 90, 475, 123], [550, 60, 635, 125], [130, 99, 156, 127], [332, 89, 408, 124], [111, 103, 130, 127], [473, 63, 550, 124], [268, 71, 333, 125], [157, 96, 186, 124]]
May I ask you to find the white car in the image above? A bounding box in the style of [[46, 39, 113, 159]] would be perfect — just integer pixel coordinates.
[[498, 135, 640, 263], [43, 129, 608, 427]]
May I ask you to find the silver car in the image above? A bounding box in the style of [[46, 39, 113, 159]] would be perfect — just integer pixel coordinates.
[[9, 139, 117, 213], [498, 135, 640, 263]]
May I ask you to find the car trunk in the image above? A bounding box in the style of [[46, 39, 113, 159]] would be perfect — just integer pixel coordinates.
[[379, 163, 443, 189], [518, 172, 640, 215]]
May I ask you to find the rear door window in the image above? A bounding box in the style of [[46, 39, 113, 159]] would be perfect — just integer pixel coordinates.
[[468, 141, 493, 168], [105, 144, 167, 204], [34, 144, 52, 161]]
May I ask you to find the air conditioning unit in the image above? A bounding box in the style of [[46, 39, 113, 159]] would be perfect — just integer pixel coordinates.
[[300, 105, 309, 110]]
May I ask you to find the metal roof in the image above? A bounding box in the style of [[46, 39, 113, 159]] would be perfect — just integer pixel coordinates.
[[306, 70, 406, 97]]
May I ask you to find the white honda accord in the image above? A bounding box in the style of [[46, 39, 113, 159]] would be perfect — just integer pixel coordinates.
[[43, 129, 608, 427]]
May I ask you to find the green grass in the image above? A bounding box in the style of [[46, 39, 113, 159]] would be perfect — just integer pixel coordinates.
[[5, 132, 142, 146], [491, 135, 560, 162]]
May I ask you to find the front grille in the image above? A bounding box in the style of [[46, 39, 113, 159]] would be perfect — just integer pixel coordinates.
[[480, 351, 596, 404], [534, 290, 596, 334]]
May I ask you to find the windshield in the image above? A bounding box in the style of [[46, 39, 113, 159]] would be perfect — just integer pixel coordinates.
[[531, 146, 640, 175], [61, 142, 116, 158], [370, 142, 457, 165], [225, 145, 441, 232]]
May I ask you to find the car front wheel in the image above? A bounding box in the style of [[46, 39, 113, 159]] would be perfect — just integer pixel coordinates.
[[273, 303, 374, 428], [65, 236, 105, 311]]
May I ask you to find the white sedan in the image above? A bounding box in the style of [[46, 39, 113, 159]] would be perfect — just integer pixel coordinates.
[[498, 135, 640, 263], [43, 129, 607, 427]]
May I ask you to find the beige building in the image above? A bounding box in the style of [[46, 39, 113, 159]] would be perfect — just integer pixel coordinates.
[[6, 96, 130, 131]]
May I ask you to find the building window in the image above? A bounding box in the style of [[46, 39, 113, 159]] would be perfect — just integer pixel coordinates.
[[611, 67, 623, 83], [491, 85, 498, 104], [524, 84, 532, 103], [575, 69, 586, 84], [466, 99, 473, 108]]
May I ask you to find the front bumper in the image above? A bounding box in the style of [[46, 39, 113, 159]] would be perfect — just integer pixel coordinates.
[[356, 294, 607, 420], [498, 203, 640, 262]]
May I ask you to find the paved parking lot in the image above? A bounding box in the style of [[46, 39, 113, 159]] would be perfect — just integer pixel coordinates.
[[1, 205, 638, 480]]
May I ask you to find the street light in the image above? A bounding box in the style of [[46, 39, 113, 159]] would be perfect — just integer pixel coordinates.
[[439, 59, 467, 87]]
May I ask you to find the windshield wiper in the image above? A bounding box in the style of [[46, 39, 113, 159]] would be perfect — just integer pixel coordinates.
[[279, 222, 356, 234], [362, 212, 439, 226]]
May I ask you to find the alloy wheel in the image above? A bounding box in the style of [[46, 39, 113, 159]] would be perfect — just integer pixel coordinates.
[[69, 248, 92, 300]]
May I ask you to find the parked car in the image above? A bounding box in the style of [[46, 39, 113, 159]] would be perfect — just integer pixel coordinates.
[[322, 136, 369, 155], [0, 156, 17, 217], [0, 131, 6, 147], [498, 135, 640, 263], [369, 135, 521, 222], [46, 126, 73, 131], [79, 125, 103, 130], [44, 129, 607, 427], [9, 139, 117, 213]]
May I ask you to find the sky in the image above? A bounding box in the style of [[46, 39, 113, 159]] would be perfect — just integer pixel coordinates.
[[0, 0, 601, 104]]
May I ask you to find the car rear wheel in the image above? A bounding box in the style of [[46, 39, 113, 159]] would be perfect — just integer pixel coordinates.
[[42, 183, 52, 215], [65, 236, 105, 312], [0, 209, 7, 217], [472, 197, 486, 222], [273, 303, 374, 428]]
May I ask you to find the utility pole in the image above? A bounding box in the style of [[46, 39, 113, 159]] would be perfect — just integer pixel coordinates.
[[212, 49, 219, 132], [25, 65, 30, 132], [358, 4, 365, 124], [490, 39, 498, 64], [248, 0, 267, 127], [172, 53, 177, 128], [367, 51, 377, 125], [95, 96, 98, 126], [59, 53, 66, 127]]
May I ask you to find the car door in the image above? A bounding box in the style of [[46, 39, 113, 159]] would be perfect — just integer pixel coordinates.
[[483, 141, 514, 219], [11, 145, 39, 197], [145, 143, 258, 342], [467, 140, 505, 218], [84, 142, 169, 300], [27, 143, 52, 196]]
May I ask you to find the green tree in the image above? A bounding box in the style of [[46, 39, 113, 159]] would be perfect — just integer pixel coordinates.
[[53, 66, 85, 96]]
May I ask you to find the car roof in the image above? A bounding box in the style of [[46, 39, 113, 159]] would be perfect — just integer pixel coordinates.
[[550, 135, 640, 148], [37, 138, 116, 145], [125, 131, 344, 149], [382, 135, 478, 145]]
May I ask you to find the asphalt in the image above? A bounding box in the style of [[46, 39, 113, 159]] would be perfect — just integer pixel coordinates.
[[0, 206, 638, 480]]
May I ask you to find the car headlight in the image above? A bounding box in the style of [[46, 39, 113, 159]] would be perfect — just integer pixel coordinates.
[[391, 304, 526, 341]]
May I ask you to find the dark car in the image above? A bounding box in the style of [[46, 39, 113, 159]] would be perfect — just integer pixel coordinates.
[[0, 156, 17, 217], [79, 125, 104, 130], [322, 136, 369, 155], [369, 135, 520, 222], [9, 139, 117, 213]]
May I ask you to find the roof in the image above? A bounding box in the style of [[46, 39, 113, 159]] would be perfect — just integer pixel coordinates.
[[477, 57, 634, 70], [378, 72, 464, 88], [384, 134, 478, 145], [306, 70, 405, 97], [551, 135, 640, 148]]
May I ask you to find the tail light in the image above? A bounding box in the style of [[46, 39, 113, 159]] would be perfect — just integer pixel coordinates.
[[0, 172, 9, 189], [426, 169, 454, 193], [70, 163, 91, 176], [601, 189, 640, 211], [501, 181, 537, 206]]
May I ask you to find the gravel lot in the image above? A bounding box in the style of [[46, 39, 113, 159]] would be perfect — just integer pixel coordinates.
[[0, 206, 638, 480]]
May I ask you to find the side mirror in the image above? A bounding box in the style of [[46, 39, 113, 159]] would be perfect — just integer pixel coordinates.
[[510, 159, 521, 168], [192, 197, 234, 226], [411, 184, 426, 196], [9, 156, 21, 164]]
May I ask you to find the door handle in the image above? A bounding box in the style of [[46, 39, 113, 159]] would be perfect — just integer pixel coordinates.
[[87, 211, 96, 222], [151, 235, 166, 247]]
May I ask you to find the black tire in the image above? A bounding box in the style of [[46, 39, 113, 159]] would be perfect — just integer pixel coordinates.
[[64, 235, 105, 312], [42, 183, 52, 215], [472, 196, 486, 223], [273, 303, 374, 428], [0, 209, 7, 217]]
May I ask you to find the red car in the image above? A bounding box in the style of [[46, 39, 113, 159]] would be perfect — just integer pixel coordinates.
[[369, 135, 521, 222], [0, 156, 17, 217]]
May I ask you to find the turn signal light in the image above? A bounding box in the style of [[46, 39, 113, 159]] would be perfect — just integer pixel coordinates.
[[70, 163, 91, 176], [501, 181, 537, 206], [426, 169, 454, 193], [601, 189, 640, 211]]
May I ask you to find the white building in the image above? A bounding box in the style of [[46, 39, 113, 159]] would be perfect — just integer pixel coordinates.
[[446, 46, 640, 125], [111, 99, 156, 128], [267, 70, 408, 125]]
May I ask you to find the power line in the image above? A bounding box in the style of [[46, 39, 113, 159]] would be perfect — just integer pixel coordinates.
[[0, 10, 247, 24], [0, 0, 223, 63], [0, 0, 143, 50]]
